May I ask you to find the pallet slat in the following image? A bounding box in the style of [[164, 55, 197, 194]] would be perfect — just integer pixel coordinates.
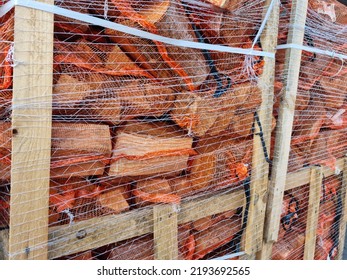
[[245, 0, 280, 256], [337, 156, 347, 260], [8, 0, 54, 260], [153, 204, 178, 260], [48, 188, 245, 259], [303, 166, 322, 260]]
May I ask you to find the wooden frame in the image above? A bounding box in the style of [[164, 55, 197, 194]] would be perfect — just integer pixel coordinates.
[[303, 166, 322, 260], [8, 0, 54, 260], [258, 158, 347, 260], [257, 0, 309, 259], [244, 0, 280, 257], [337, 156, 347, 260], [1, 0, 346, 261], [1, 188, 245, 259]]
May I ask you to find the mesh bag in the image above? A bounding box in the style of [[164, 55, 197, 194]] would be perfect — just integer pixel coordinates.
[[53, 39, 175, 122], [49, 178, 130, 226], [109, 121, 195, 178], [107, 226, 193, 260], [0, 122, 11, 181], [189, 135, 252, 194]]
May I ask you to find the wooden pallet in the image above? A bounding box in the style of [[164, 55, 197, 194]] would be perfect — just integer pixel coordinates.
[[0, 0, 281, 260], [290, 158, 347, 260]]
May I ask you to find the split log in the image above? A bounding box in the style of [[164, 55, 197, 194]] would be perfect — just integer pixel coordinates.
[[0, 122, 112, 180], [193, 215, 242, 259], [272, 229, 305, 260], [108, 226, 192, 260], [134, 178, 180, 207], [308, 129, 347, 170], [50, 178, 129, 224], [54, 40, 174, 123], [105, 0, 209, 91], [51, 123, 111, 178], [309, 0, 347, 24], [189, 135, 252, 193], [171, 82, 261, 137], [109, 122, 194, 177]]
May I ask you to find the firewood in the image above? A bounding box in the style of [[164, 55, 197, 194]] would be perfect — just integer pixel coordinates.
[[193, 216, 242, 260], [134, 178, 179, 207], [171, 82, 261, 137], [272, 230, 305, 260], [0, 122, 11, 181], [168, 176, 193, 198], [50, 123, 112, 178], [307, 129, 347, 169], [109, 122, 194, 177], [108, 226, 192, 260], [190, 135, 252, 193]]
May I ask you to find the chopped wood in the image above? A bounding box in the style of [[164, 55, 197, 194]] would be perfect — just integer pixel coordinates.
[[109, 122, 194, 177]]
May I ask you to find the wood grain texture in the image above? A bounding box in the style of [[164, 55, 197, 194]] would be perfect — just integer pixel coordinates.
[[48, 188, 245, 259], [9, 1, 54, 260], [153, 204, 178, 260], [304, 166, 322, 260], [245, 0, 280, 256], [263, 0, 309, 244], [337, 156, 347, 260], [285, 158, 344, 191]]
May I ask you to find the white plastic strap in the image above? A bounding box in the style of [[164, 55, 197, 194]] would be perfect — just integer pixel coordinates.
[[252, 0, 279, 48], [0, 0, 14, 17], [0, 0, 275, 58], [212, 251, 246, 260], [277, 43, 347, 61]]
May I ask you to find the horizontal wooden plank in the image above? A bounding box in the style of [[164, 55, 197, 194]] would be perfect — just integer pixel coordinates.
[[178, 188, 245, 225], [285, 158, 345, 191], [48, 188, 245, 259], [48, 208, 153, 259]]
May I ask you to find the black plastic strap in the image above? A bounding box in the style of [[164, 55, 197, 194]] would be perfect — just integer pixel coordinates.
[[184, 5, 232, 98], [253, 111, 272, 164], [280, 194, 299, 231]]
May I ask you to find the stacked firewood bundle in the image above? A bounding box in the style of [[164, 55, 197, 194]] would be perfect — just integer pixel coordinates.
[[0, 0, 268, 259], [272, 175, 341, 260], [272, 0, 347, 260], [275, 0, 347, 173]]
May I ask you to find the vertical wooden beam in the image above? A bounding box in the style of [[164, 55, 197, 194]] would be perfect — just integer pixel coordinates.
[[9, 0, 54, 260], [153, 204, 178, 260], [303, 166, 322, 260], [337, 156, 347, 260], [244, 0, 280, 257], [258, 0, 309, 259]]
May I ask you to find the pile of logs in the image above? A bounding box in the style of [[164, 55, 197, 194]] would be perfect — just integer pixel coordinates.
[[0, 0, 266, 259]]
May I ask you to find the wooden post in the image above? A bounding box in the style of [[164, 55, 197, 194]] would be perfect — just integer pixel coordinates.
[[153, 204, 178, 260], [337, 156, 347, 260], [9, 0, 54, 260], [303, 166, 322, 260], [244, 0, 280, 256], [258, 0, 309, 259]]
